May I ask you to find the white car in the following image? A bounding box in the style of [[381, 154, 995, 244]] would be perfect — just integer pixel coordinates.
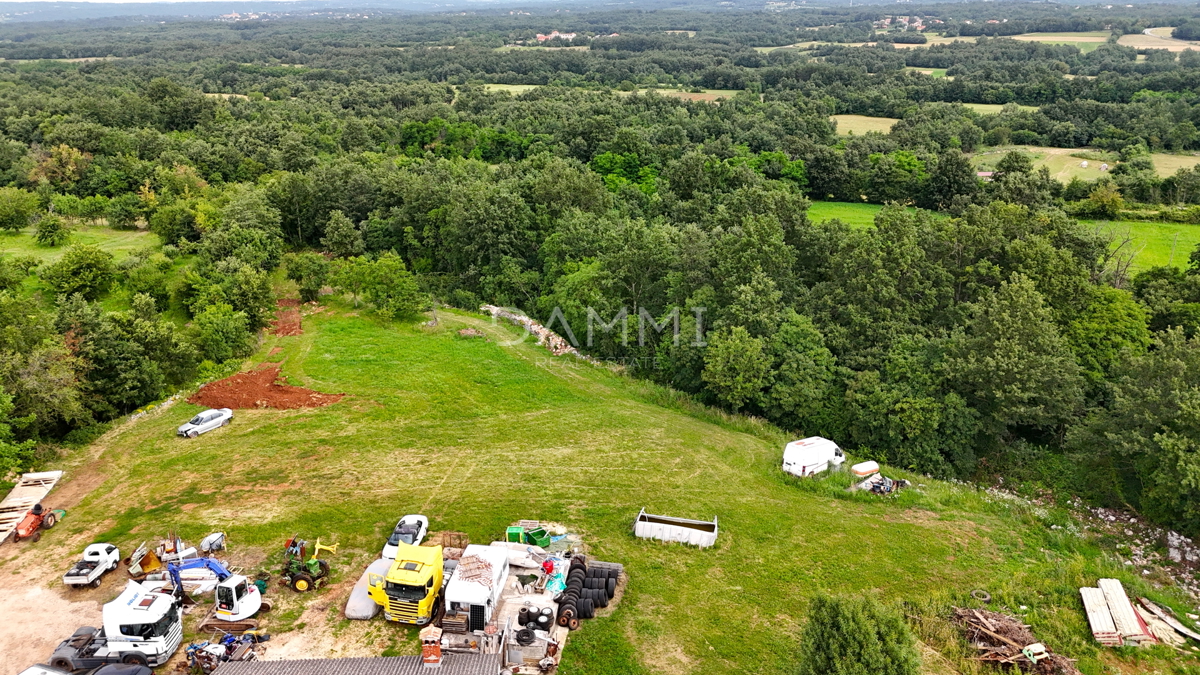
[[177, 408, 233, 438], [381, 515, 429, 559], [63, 543, 121, 588]]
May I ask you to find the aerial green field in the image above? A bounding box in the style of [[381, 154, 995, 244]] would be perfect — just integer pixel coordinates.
[[0, 225, 158, 262], [972, 145, 1200, 180], [807, 200, 884, 227], [809, 202, 1197, 271], [905, 67, 949, 78], [832, 114, 899, 135], [1083, 219, 1200, 271], [20, 301, 1186, 675]]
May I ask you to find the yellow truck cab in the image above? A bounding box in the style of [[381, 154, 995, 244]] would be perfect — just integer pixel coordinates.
[[368, 543, 443, 625]]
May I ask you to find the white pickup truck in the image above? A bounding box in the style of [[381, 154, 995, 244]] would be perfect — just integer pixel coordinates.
[[63, 544, 121, 588]]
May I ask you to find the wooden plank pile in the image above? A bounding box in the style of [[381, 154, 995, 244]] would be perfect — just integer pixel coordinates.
[[952, 607, 1080, 674], [0, 471, 63, 544], [1078, 579, 1156, 647]]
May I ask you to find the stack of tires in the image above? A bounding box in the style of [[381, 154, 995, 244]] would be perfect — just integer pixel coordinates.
[[556, 556, 623, 631]]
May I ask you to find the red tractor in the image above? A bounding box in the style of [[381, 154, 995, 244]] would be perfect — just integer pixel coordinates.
[[13, 503, 65, 543]]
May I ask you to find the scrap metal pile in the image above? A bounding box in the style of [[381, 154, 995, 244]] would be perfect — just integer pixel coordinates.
[[953, 607, 1080, 674]]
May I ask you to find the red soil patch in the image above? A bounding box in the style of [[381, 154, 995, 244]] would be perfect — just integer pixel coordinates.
[[188, 365, 344, 410], [277, 298, 301, 307], [271, 308, 302, 336]]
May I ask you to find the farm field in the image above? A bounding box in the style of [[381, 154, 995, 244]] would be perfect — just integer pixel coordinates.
[[832, 113, 899, 134], [1010, 31, 1108, 52], [962, 103, 1039, 114], [1118, 27, 1200, 52], [0, 225, 158, 263], [905, 67, 949, 78], [0, 299, 1187, 675], [809, 202, 1196, 271], [1083, 219, 1200, 271], [972, 145, 1200, 180]]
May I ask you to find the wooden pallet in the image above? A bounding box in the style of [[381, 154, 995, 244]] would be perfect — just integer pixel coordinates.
[[0, 471, 63, 544]]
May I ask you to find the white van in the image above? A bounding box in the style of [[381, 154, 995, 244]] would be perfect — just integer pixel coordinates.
[[782, 437, 845, 477]]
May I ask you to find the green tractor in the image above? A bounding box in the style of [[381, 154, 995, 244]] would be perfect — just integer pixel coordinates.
[[281, 535, 337, 592]]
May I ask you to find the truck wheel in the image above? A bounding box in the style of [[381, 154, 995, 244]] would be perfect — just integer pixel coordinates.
[[91, 578, 101, 588], [121, 653, 149, 666], [291, 572, 313, 592]]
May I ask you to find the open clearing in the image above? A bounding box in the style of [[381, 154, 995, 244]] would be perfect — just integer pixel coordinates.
[[0, 225, 158, 262], [973, 145, 1200, 180], [810, 201, 1196, 271], [1118, 27, 1200, 52], [833, 114, 898, 134], [962, 102, 1039, 114], [0, 298, 1188, 674]]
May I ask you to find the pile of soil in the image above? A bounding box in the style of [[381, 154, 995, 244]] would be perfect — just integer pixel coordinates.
[[271, 299, 303, 336], [188, 365, 344, 410]]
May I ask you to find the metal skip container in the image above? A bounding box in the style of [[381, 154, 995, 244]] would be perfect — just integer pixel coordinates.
[[633, 508, 719, 548]]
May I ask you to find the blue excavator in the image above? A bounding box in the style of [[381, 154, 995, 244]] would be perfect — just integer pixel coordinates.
[[169, 558, 271, 633]]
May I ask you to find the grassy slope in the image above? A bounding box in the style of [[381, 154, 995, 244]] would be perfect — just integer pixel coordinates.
[[974, 145, 1200, 180], [32, 302, 1192, 675], [833, 114, 899, 135], [0, 225, 158, 263]]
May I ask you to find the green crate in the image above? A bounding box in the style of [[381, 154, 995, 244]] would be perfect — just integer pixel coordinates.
[[506, 526, 525, 543], [525, 527, 550, 547]]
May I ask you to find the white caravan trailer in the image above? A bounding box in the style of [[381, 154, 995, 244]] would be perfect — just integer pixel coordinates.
[[782, 437, 846, 477]]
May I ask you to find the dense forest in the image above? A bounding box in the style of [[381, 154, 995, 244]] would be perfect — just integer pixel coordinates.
[[1, 3, 1200, 536]]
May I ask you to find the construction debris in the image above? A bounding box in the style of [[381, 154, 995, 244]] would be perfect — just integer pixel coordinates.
[[952, 607, 1081, 674]]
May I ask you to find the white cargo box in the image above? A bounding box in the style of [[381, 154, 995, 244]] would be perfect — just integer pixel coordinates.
[[851, 461, 880, 477]]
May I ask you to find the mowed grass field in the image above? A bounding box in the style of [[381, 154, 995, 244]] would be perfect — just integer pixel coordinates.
[[0, 225, 158, 262], [832, 114, 898, 135], [808, 201, 1198, 271], [973, 145, 1200, 180], [1118, 27, 1200, 52], [7, 300, 1192, 674]]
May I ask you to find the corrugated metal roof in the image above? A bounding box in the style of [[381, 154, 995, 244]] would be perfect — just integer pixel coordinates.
[[213, 654, 500, 675]]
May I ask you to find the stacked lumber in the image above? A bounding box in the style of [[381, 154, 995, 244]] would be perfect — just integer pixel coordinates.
[[1079, 587, 1122, 646], [952, 607, 1080, 674], [1098, 579, 1155, 645], [0, 471, 63, 544]]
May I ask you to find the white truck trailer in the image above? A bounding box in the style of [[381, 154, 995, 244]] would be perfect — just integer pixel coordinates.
[[443, 544, 510, 633], [49, 580, 183, 669]]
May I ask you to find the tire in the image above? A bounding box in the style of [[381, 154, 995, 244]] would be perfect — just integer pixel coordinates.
[[608, 569, 619, 579], [568, 617, 580, 630], [291, 572, 313, 592], [121, 654, 150, 666], [32, 531, 41, 543], [50, 658, 72, 670], [596, 591, 609, 608], [188, 430, 199, 439], [316, 559, 330, 579], [43, 513, 57, 529], [607, 578, 616, 596], [91, 578, 101, 588], [578, 599, 593, 620]]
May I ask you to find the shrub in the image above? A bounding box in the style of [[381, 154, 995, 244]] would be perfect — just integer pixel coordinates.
[[194, 303, 251, 363], [41, 244, 116, 299], [797, 595, 920, 675], [0, 187, 40, 232], [104, 193, 144, 229], [35, 214, 71, 247]]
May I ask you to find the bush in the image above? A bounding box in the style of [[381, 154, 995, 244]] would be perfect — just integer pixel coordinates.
[[797, 595, 920, 675], [0, 187, 40, 232], [363, 252, 424, 319], [41, 244, 116, 299], [285, 251, 330, 303], [194, 303, 252, 363], [149, 202, 199, 245], [35, 214, 71, 247], [104, 193, 143, 229]]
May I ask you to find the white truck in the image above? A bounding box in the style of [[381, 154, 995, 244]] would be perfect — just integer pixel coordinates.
[[63, 543, 121, 588], [49, 581, 182, 669], [443, 544, 510, 633], [782, 437, 846, 477]]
